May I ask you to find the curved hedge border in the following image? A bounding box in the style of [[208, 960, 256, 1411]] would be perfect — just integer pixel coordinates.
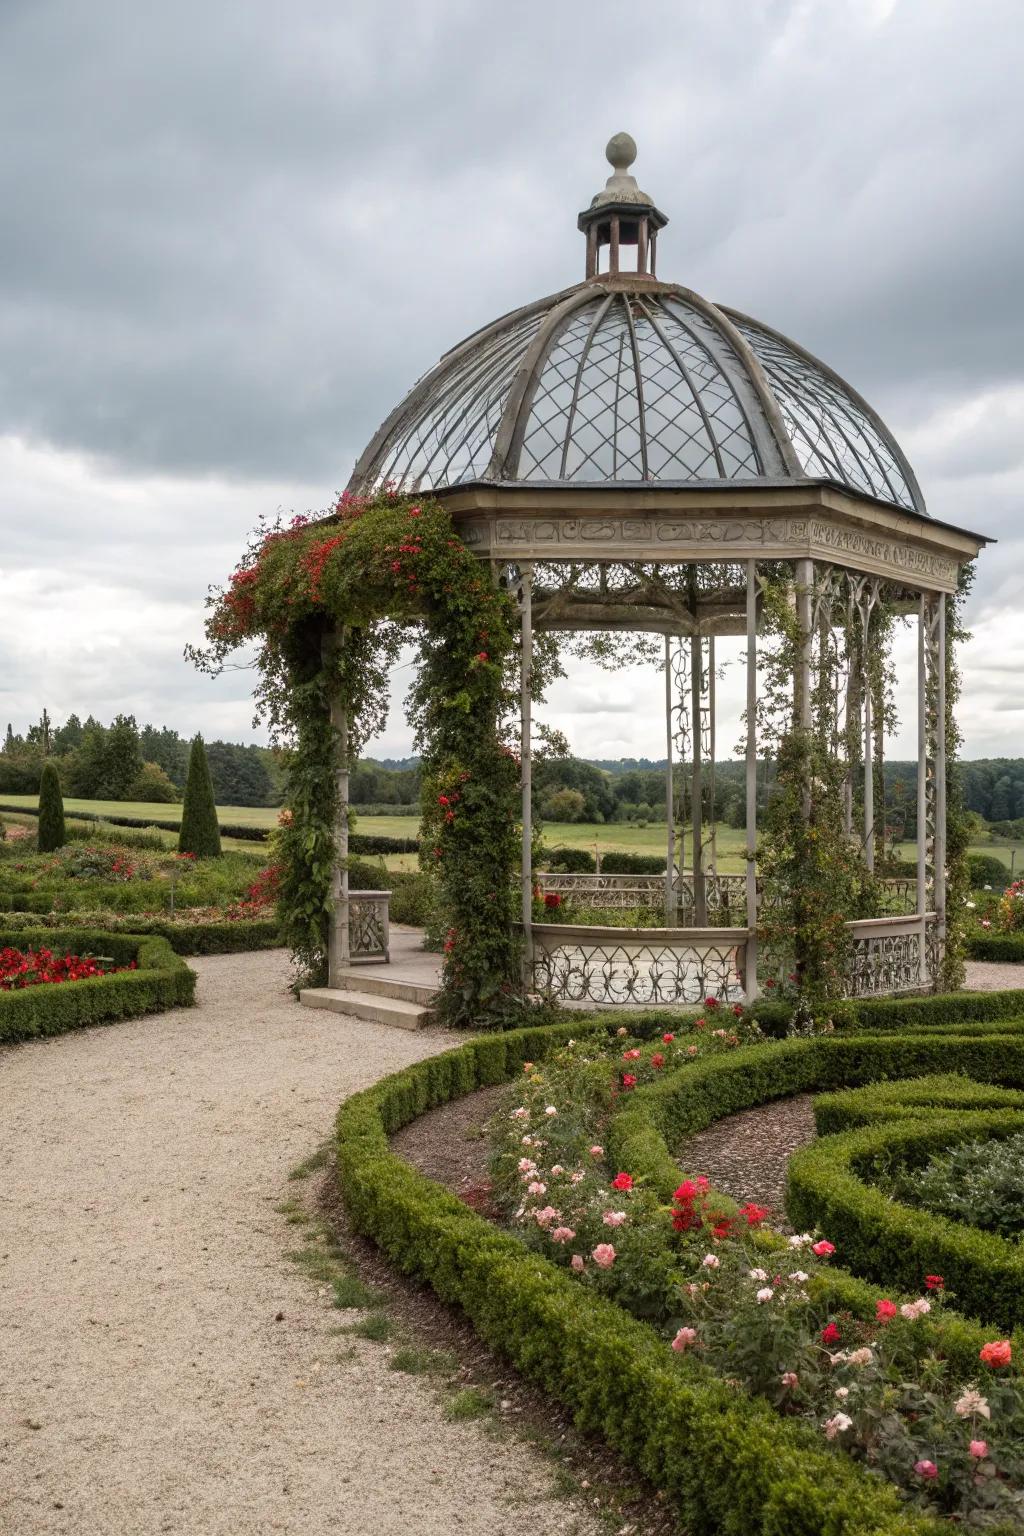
[[814, 1074, 1024, 1134], [603, 1031, 1024, 1370], [787, 1110, 1024, 1329], [336, 1024, 946, 1536], [0, 926, 195, 1044], [0, 909, 279, 955]]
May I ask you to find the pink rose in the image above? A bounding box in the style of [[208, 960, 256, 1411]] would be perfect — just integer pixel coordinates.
[[592, 1244, 616, 1269], [550, 1226, 575, 1244], [970, 1440, 989, 1459], [780, 1371, 799, 1388], [570, 1254, 585, 1273], [589, 1145, 604, 1158], [811, 1240, 835, 1257], [914, 1460, 938, 1480], [527, 1181, 547, 1196], [550, 1164, 564, 1176], [823, 1413, 852, 1440], [980, 1339, 1013, 1368], [602, 1211, 627, 1227], [534, 1206, 558, 1228], [671, 1327, 697, 1352], [687, 1044, 699, 1057]]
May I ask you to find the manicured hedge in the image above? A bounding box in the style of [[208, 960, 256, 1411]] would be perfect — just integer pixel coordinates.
[[605, 1031, 1024, 1372], [0, 926, 195, 1044], [813, 1074, 1024, 1134], [337, 1025, 944, 1536], [787, 1110, 1024, 1329], [0, 801, 270, 841], [600, 851, 667, 874], [966, 933, 1024, 963]]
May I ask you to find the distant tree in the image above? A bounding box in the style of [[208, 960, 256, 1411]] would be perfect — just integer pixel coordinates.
[[130, 761, 180, 803], [98, 714, 143, 799], [4, 723, 17, 754], [37, 761, 66, 851], [64, 717, 107, 797], [179, 737, 221, 857], [139, 724, 189, 788], [53, 713, 84, 754], [539, 787, 587, 823], [204, 740, 273, 807]]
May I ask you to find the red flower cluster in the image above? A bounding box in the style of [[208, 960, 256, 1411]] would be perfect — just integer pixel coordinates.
[[543, 892, 562, 909], [669, 1176, 753, 1238], [0, 947, 133, 991]]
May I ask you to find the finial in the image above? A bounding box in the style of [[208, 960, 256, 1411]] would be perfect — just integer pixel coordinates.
[[606, 132, 637, 173], [578, 135, 667, 280]]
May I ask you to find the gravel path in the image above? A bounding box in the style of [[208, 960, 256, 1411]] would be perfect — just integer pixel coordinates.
[[0, 951, 599, 1536], [964, 960, 1024, 992]]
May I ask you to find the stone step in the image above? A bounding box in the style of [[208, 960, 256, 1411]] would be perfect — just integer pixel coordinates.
[[331, 968, 437, 1007], [298, 987, 430, 1030]]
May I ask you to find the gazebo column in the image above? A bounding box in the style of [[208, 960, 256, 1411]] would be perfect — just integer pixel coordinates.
[[664, 635, 675, 924], [520, 563, 534, 974], [916, 594, 928, 984], [744, 559, 759, 1001], [690, 634, 707, 925], [935, 596, 947, 967], [795, 558, 814, 799], [325, 628, 350, 987], [707, 635, 717, 878]]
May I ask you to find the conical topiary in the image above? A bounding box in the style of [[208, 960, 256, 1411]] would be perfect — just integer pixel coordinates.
[[178, 736, 222, 857], [37, 760, 66, 852]]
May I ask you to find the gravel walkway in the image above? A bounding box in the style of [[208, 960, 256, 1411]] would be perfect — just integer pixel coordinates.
[[964, 960, 1024, 992], [0, 951, 600, 1536]]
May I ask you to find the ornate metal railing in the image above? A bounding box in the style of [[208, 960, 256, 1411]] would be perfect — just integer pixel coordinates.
[[843, 913, 934, 997], [534, 870, 919, 921], [348, 890, 391, 964], [527, 923, 747, 1007]]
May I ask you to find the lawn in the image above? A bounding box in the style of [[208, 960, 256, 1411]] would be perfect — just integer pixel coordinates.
[[0, 793, 280, 828]]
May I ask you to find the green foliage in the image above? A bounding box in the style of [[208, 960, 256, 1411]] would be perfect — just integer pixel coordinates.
[[178, 737, 222, 858], [968, 932, 1024, 962], [36, 761, 65, 852], [600, 851, 667, 874], [897, 1130, 1024, 1240], [129, 760, 179, 803], [0, 926, 195, 1043], [966, 852, 1010, 887], [336, 1025, 948, 1536], [192, 496, 521, 1023], [787, 1112, 1024, 1329]]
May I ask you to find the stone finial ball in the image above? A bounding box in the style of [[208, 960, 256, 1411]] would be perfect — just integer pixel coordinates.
[[606, 132, 637, 171]]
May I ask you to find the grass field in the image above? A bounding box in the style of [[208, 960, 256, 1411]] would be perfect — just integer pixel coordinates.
[[4, 793, 1022, 877]]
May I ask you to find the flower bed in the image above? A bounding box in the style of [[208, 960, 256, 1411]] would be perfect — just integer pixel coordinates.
[[0, 944, 135, 989], [0, 925, 195, 1043], [337, 1002, 1024, 1534]]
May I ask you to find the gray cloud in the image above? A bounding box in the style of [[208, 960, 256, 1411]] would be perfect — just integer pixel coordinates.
[[2, 0, 1023, 754]]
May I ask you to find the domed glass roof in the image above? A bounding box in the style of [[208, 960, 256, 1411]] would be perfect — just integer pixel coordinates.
[[349, 145, 924, 517]]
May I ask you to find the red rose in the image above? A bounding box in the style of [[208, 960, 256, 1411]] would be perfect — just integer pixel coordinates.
[[821, 1323, 841, 1344], [611, 1173, 633, 1192], [980, 1340, 1012, 1368], [651, 1052, 665, 1069], [621, 1073, 637, 1090], [924, 1275, 944, 1290], [875, 1299, 898, 1322], [739, 1202, 768, 1227], [662, 1032, 675, 1043]]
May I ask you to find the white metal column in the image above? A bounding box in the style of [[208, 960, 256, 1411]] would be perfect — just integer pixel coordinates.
[[520, 564, 534, 970], [744, 560, 759, 1001], [326, 628, 350, 986]]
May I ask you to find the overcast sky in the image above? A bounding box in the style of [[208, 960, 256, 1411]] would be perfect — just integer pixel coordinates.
[[3, 0, 1023, 763]]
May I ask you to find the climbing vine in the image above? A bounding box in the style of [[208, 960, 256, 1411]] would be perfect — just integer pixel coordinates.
[[189, 492, 521, 1026]]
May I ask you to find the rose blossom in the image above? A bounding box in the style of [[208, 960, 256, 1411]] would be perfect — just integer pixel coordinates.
[[924, 1274, 944, 1290], [970, 1440, 989, 1459], [823, 1413, 852, 1440], [518, 1158, 537, 1173], [812, 1240, 835, 1257], [602, 1211, 627, 1228], [534, 1206, 558, 1228], [756, 1287, 774, 1304], [544, 1105, 558, 1117], [955, 1388, 990, 1420], [847, 1348, 874, 1366], [900, 1298, 931, 1320], [550, 1226, 575, 1244], [788, 1271, 809, 1284], [914, 1460, 939, 1481], [570, 1254, 585, 1273], [550, 1164, 565, 1176], [834, 1386, 849, 1400], [527, 1181, 547, 1196], [671, 1327, 697, 1352], [621, 1073, 637, 1089], [511, 1107, 529, 1120], [592, 1244, 616, 1269], [611, 1172, 634, 1192], [589, 1145, 604, 1158], [875, 1299, 898, 1322], [701, 1254, 720, 1269], [616, 1027, 628, 1038], [821, 1323, 842, 1344], [569, 1171, 585, 1185], [748, 1268, 769, 1282], [662, 1033, 675, 1043], [788, 1233, 813, 1249], [980, 1339, 1013, 1368], [780, 1371, 799, 1388], [686, 1044, 699, 1057]]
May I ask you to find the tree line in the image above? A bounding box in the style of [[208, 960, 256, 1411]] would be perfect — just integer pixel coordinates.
[[0, 713, 285, 807]]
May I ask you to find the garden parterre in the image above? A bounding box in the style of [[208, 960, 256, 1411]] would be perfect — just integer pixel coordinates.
[[338, 995, 1024, 1534]]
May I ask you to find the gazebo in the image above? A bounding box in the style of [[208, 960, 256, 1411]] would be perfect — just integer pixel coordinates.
[[336, 135, 987, 1008]]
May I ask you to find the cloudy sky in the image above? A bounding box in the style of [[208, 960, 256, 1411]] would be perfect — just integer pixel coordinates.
[[3, 0, 1023, 763]]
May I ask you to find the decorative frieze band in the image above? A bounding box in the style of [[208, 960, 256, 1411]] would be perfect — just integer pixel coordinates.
[[460, 514, 959, 589]]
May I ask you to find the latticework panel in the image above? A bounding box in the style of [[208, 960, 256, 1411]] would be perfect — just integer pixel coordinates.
[[732, 317, 918, 511]]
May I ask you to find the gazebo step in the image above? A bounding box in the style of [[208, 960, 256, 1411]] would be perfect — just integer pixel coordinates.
[[331, 969, 437, 1007], [298, 987, 430, 1030]]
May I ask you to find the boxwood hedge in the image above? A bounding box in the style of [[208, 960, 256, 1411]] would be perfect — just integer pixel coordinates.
[[787, 1111, 1024, 1329], [336, 1024, 947, 1536], [0, 925, 195, 1044]]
